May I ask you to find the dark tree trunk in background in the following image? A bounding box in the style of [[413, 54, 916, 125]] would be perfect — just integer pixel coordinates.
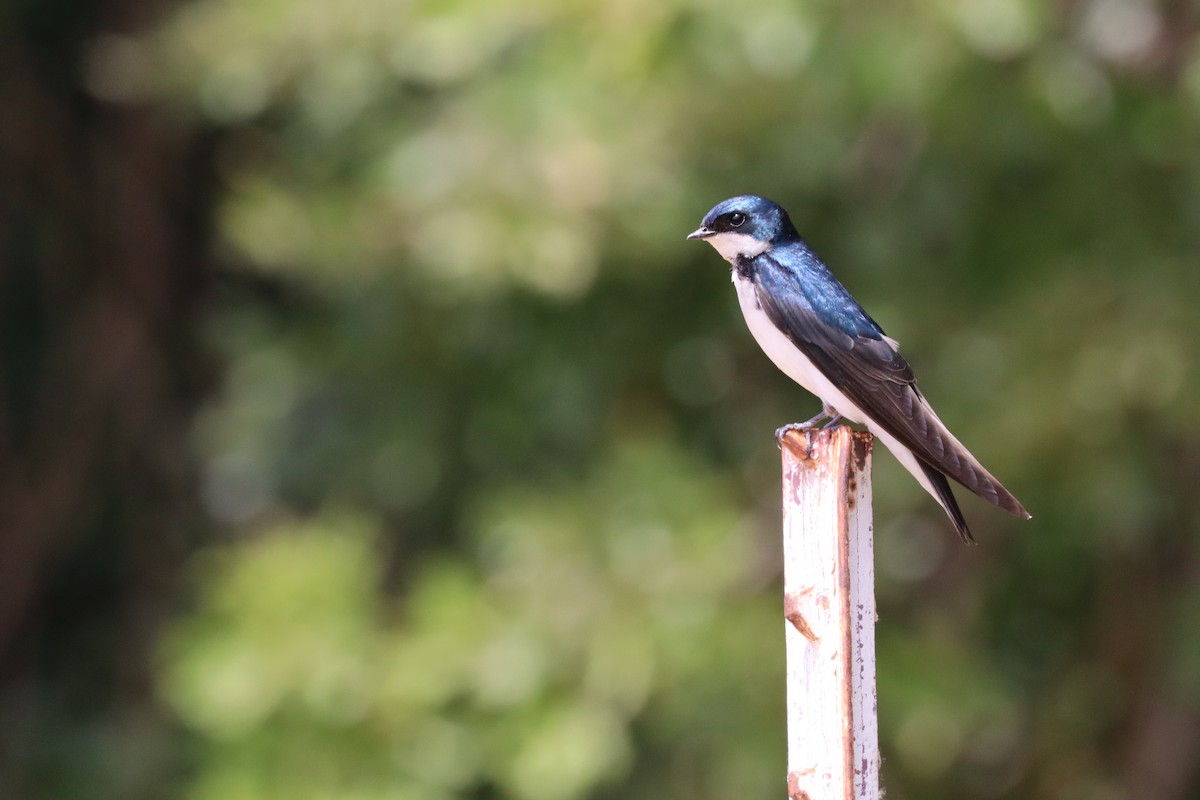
[[0, 1, 215, 795]]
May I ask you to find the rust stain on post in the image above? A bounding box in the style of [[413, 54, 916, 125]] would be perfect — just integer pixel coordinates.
[[786, 771, 811, 800], [835, 438, 856, 800], [851, 433, 872, 470], [784, 590, 818, 641], [780, 429, 812, 461]]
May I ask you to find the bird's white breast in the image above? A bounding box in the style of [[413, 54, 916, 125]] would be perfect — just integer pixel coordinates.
[[731, 270, 868, 426]]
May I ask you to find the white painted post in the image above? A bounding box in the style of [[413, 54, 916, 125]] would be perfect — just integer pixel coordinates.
[[780, 427, 880, 800]]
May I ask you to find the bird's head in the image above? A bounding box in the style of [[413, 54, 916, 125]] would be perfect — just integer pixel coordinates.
[[686, 195, 799, 262]]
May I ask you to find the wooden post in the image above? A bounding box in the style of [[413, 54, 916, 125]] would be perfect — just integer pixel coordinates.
[[780, 427, 879, 800]]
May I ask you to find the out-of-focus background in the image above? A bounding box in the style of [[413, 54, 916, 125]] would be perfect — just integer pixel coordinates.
[[2, 0, 1199, 798]]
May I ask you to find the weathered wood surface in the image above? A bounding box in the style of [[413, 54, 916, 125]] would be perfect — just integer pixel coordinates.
[[780, 427, 879, 800]]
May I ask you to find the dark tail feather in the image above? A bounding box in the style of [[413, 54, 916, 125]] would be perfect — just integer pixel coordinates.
[[918, 459, 974, 544]]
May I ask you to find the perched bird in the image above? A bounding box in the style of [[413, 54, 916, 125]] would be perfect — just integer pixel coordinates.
[[688, 195, 1029, 542]]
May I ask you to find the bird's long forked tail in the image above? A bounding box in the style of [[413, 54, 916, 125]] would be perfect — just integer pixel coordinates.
[[917, 459, 974, 544], [893, 390, 1032, 532]]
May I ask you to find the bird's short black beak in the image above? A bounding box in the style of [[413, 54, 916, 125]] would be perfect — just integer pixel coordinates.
[[686, 226, 713, 241]]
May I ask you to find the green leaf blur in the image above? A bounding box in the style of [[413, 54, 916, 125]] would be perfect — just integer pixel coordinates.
[[162, 0, 1200, 796]]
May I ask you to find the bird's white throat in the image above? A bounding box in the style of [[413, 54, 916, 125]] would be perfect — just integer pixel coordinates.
[[704, 231, 771, 263]]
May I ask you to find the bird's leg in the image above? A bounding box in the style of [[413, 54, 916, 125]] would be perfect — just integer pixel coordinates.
[[818, 402, 844, 428], [774, 409, 831, 446]]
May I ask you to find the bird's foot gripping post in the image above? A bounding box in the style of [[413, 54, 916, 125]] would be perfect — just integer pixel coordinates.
[[774, 404, 843, 445], [780, 426, 880, 800]]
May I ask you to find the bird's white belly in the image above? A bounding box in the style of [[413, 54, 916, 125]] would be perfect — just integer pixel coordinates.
[[733, 272, 868, 424]]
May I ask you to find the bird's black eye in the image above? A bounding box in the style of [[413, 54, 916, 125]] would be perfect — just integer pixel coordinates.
[[728, 212, 747, 227]]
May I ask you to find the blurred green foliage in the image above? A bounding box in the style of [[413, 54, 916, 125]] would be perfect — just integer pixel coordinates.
[[6, 0, 1200, 798], [162, 443, 779, 800], [163, 0, 1200, 797]]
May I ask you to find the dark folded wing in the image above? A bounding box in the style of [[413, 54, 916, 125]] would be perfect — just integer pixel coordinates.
[[753, 262, 1029, 519]]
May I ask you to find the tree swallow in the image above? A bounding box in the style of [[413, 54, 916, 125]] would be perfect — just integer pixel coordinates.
[[688, 195, 1030, 542]]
